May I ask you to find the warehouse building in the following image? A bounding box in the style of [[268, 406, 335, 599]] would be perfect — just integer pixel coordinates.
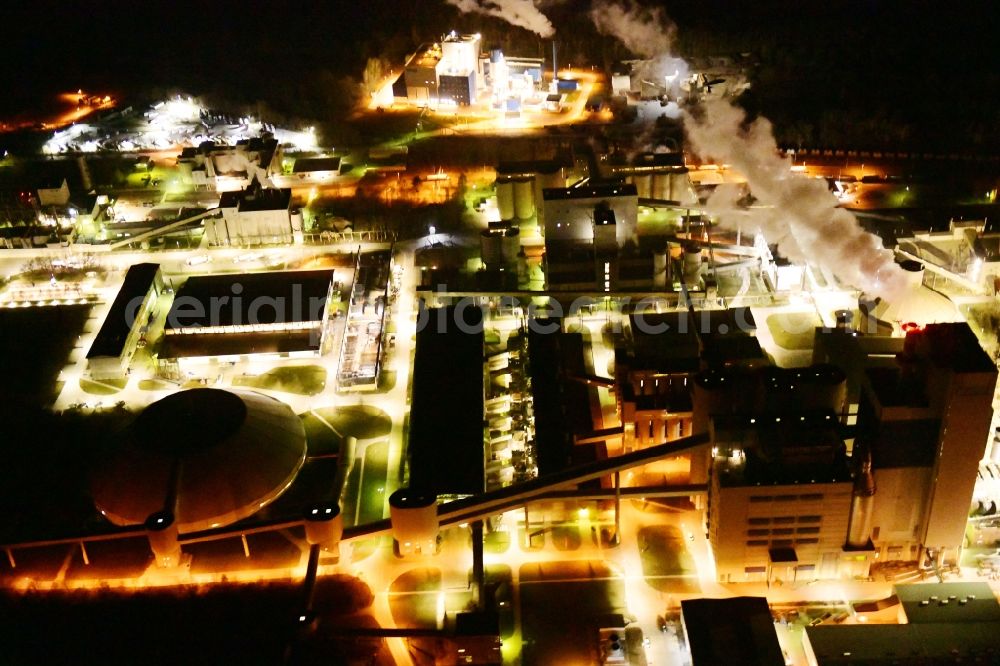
[[158, 269, 336, 377], [407, 304, 485, 497], [86, 263, 163, 380], [206, 176, 299, 246]]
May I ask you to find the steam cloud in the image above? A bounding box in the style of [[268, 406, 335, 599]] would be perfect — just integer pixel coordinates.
[[590, 0, 906, 298], [590, 0, 674, 59], [686, 101, 906, 298], [445, 0, 555, 38]]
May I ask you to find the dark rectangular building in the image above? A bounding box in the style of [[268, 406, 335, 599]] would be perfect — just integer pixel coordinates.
[[408, 304, 485, 496]]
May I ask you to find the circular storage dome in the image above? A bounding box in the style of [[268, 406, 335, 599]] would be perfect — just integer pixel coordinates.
[[91, 388, 307, 533]]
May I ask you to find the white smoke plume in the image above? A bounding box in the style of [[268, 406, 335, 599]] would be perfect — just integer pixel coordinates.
[[445, 0, 555, 38], [590, 0, 674, 59], [686, 99, 907, 298], [590, 0, 906, 298]]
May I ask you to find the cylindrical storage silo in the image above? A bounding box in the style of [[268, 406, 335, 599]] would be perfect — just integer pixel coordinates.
[[692, 369, 732, 435], [652, 173, 671, 200], [481, 230, 503, 270], [389, 489, 438, 556], [633, 174, 652, 199], [145, 511, 182, 568], [516, 250, 529, 281], [513, 178, 535, 220], [304, 501, 343, 554], [682, 243, 703, 286], [290, 209, 304, 233], [501, 227, 521, 265], [653, 251, 668, 289], [798, 364, 848, 415], [759, 366, 796, 414], [496, 181, 515, 221], [668, 172, 697, 205]]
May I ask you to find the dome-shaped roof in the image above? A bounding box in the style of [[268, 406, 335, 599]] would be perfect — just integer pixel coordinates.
[[91, 388, 306, 533]]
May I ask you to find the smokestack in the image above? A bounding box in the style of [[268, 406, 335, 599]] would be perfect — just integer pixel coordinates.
[[552, 41, 558, 87], [846, 449, 876, 549]]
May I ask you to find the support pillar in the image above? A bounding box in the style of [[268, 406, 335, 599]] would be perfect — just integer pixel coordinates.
[[614, 471, 621, 545]]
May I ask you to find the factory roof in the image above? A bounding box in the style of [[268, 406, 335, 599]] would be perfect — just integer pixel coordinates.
[[239, 184, 291, 213], [87, 263, 161, 359], [909, 322, 996, 374], [292, 156, 341, 173], [528, 326, 593, 476], [681, 597, 784, 666], [896, 582, 1000, 623], [91, 389, 307, 533], [164, 269, 333, 330], [863, 417, 939, 468], [542, 184, 638, 201], [496, 158, 568, 176], [712, 411, 852, 486], [805, 623, 1000, 664], [217, 177, 291, 212], [159, 329, 322, 359], [408, 304, 484, 497]]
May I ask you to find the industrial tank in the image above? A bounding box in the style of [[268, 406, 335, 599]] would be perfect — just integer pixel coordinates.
[[501, 226, 521, 264], [304, 501, 344, 554], [653, 251, 668, 289], [669, 172, 699, 206], [513, 178, 535, 220], [797, 364, 848, 414], [91, 389, 307, 534], [389, 489, 438, 555], [481, 229, 503, 270], [652, 173, 671, 201], [145, 510, 181, 568], [495, 181, 515, 221], [692, 368, 733, 435], [682, 243, 703, 287], [633, 174, 652, 199]]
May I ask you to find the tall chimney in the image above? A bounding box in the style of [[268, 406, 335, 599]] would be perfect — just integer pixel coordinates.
[[552, 41, 558, 86], [846, 448, 876, 549]]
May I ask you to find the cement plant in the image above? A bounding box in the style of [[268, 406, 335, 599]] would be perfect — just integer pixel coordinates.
[[1, 1, 1000, 665]]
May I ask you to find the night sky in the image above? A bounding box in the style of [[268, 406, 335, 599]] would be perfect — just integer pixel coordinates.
[[3, 0, 999, 151]]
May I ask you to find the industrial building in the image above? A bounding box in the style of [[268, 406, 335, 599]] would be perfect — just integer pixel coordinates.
[[86, 263, 163, 380], [205, 176, 299, 246], [815, 322, 997, 567], [393, 32, 546, 109], [290, 156, 344, 182], [158, 269, 336, 377], [338, 251, 391, 391], [541, 184, 641, 291], [91, 388, 307, 535], [804, 582, 1000, 665], [406, 304, 485, 498], [176, 136, 282, 192], [680, 596, 784, 666]]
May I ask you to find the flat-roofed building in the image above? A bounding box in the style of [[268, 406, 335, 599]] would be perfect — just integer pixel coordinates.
[[681, 596, 784, 666], [818, 322, 998, 566], [291, 156, 342, 183], [407, 304, 485, 497], [207, 177, 296, 246], [158, 269, 335, 377], [804, 582, 1000, 665], [86, 263, 162, 380]]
